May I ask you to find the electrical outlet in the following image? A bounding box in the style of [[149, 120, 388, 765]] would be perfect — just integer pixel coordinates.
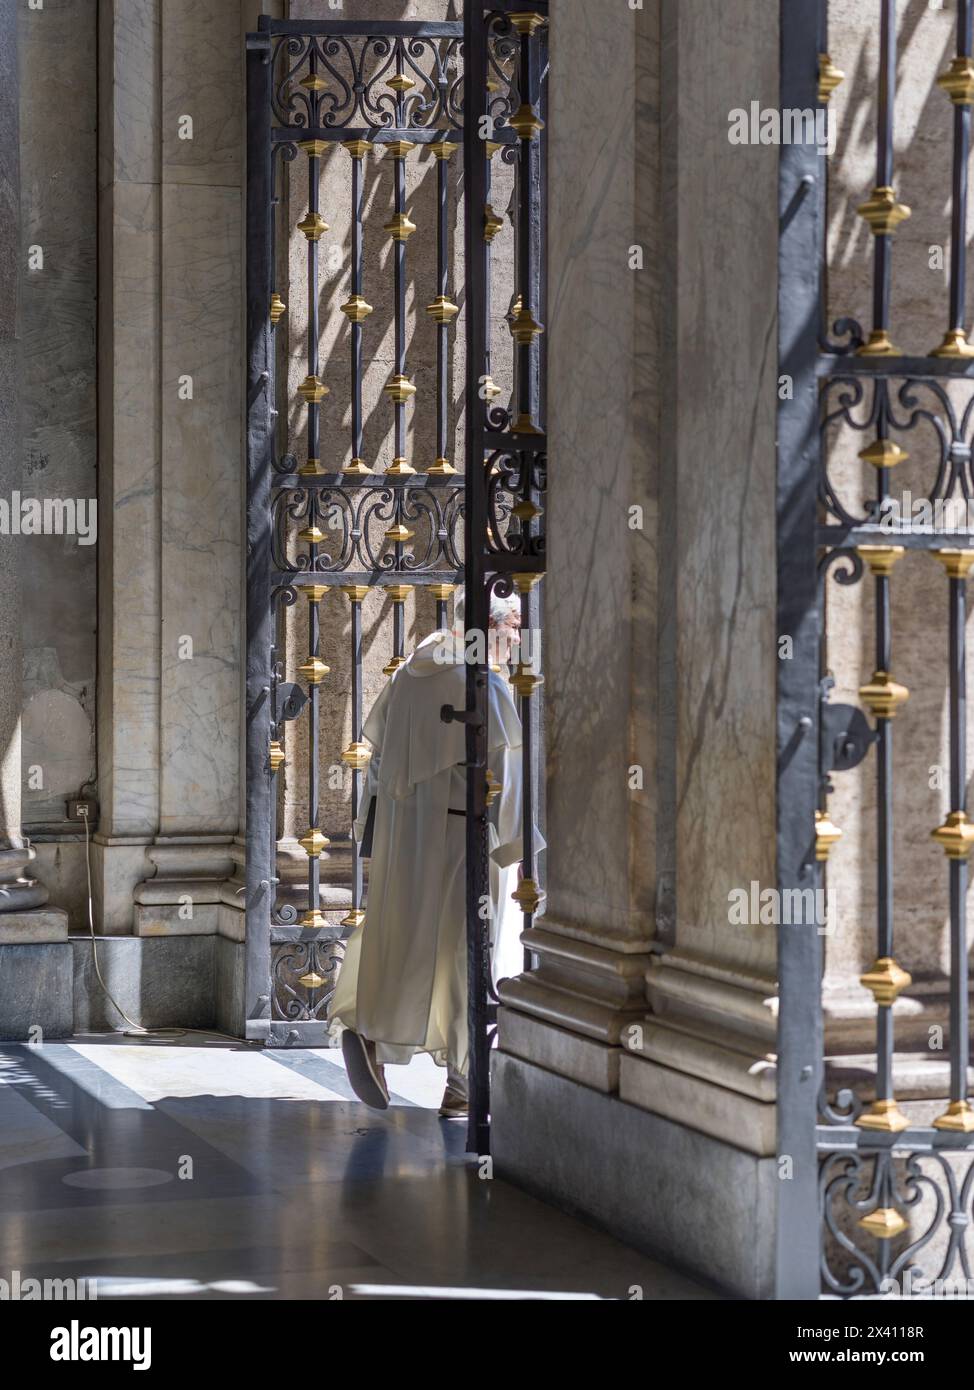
[[67, 799, 99, 824]]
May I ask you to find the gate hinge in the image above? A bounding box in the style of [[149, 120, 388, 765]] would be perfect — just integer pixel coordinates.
[[820, 678, 876, 778], [274, 681, 309, 724]]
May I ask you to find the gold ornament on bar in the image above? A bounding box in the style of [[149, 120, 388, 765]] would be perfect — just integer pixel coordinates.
[[299, 828, 330, 857], [513, 498, 541, 524], [857, 1206, 908, 1239], [298, 139, 328, 158], [933, 548, 974, 580], [297, 210, 329, 241], [297, 525, 325, 545], [387, 585, 410, 603], [343, 139, 371, 159], [485, 140, 503, 160], [385, 523, 413, 544], [383, 655, 407, 676], [269, 740, 286, 774], [298, 374, 329, 404], [511, 665, 544, 699], [857, 185, 911, 237], [814, 809, 842, 861], [856, 1098, 911, 1134], [341, 294, 373, 322], [513, 571, 544, 593], [384, 211, 417, 242], [508, 103, 544, 140], [857, 329, 903, 357], [511, 304, 545, 345], [270, 293, 286, 325], [511, 877, 542, 915], [386, 457, 416, 478], [931, 810, 974, 859], [433, 142, 459, 161], [484, 205, 504, 242], [340, 584, 370, 603], [386, 74, 415, 93], [428, 458, 456, 477], [933, 1099, 974, 1133], [340, 908, 366, 929], [385, 139, 415, 159], [857, 544, 905, 577], [858, 670, 909, 720], [384, 374, 416, 404], [512, 412, 543, 434], [343, 458, 372, 477], [858, 438, 908, 469], [860, 956, 912, 1006], [817, 53, 845, 104], [299, 908, 328, 929], [932, 328, 974, 359], [937, 56, 974, 106], [297, 969, 328, 989], [298, 457, 325, 477], [482, 375, 503, 401], [509, 11, 548, 35], [341, 742, 372, 771], [298, 657, 330, 685], [485, 770, 502, 807], [304, 585, 329, 604], [299, 73, 327, 93], [429, 584, 456, 602], [426, 295, 460, 323]]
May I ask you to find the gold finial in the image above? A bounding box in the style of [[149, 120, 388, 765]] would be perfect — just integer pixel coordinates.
[[383, 655, 407, 676], [297, 525, 325, 545], [937, 56, 974, 106], [384, 211, 417, 241], [298, 73, 327, 93], [384, 374, 416, 404], [269, 740, 286, 774], [428, 458, 456, 476], [385, 139, 415, 159], [857, 185, 911, 236], [857, 1206, 908, 1238], [386, 585, 410, 603], [931, 328, 974, 359], [385, 523, 413, 544], [426, 295, 460, 323], [931, 810, 974, 859], [386, 75, 415, 93], [484, 205, 504, 242], [818, 53, 845, 104], [297, 210, 329, 240], [298, 457, 325, 477], [299, 828, 330, 857], [341, 742, 372, 770], [513, 572, 543, 593], [860, 957, 912, 1006], [299, 908, 328, 928], [340, 908, 366, 929], [858, 438, 908, 469], [343, 139, 371, 159], [859, 670, 909, 719], [298, 657, 330, 685], [341, 294, 373, 322], [508, 12, 548, 36], [297, 970, 328, 989], [511, 665, 543, 699], [386, 457, 416, 478], [508, 104, 544, 140], [933, 549, 974, 580], [856, 545, 905, 577], [511, 877, 542, 914], [934, 1100, 974, 1133], [340, 585, 370, 602], [432, 142, 459, 160], [485, 770, 502, 806], [343, 458, 372, 477], [428, 583, 456, 602], [298, 374, 329, 404], [856, 1098, 911, 1134], [298, 138, 328, 158], [814, 809, 842, 860], [303, 585, 329, 604], [513, 499, 541, 524], [270, 293, 286, 325], [856, 329, 904, 357]]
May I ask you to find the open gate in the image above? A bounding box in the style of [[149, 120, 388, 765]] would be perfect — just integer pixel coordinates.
[[779, 0, 974, 1296], [244, 5, 547, 1155]]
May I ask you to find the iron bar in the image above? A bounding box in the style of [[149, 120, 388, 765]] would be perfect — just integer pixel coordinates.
[[343, 141, 372, 476], [932, 0, 974, 357]]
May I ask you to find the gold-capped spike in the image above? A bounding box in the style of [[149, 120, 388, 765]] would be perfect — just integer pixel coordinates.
[[485, 770, 502, 807], [432, 142, 459, 161], [385, 523, 413, 544], [297, 211, 329, 241], [386, 75, 415, 93], [857, 185, 911, 236], [299, 828, 330, 857], [511, 877, 543, 915], [860, 957, 912, 1007], [511, 305, 545, 345], [484, 205, 504, 242], [341, 294, 373, 322], [858, 438, 908, 469], [298, 457, 325, 477], [298, 657, 330, 685], [341, 742, 372, 771], [933, 548, 974, 580], [384, 211, 417, 241], [429, 583, 456, 602], [383, 655, 407, 676], [511, 665, 544, 699], [298, 139, 328, 158], [932, 810, 974, 860], [856, 544, 905, 577], [934, 1100, 974, 1132], [343, 458, 372, 477], [814, 809, 842, 861], [384, 139, 415, 159], [937, 56, 974, 106], [298, 374, 329, 404], [857, 329, 904, 358], [818, 52, 845, 104], [297, 970, 328, 989], [299, 908, 328, 929], [269, 740, 286, 774], [270, 293, 286, 325], [858, 1206, 909, 1239], [856, 1099, 911, 1134], [340, 908, 366, 929], [508, 103, 545, 140], [297, 526, 325, 545], [859, 670, 909, 719], [509, 12, 548, 36], [343, 139, 371, 159], [298, 73, 327, 93], [384, 374, 416, 404], [339, 585, 370, 603], [426, 295, 460, 323], [386, 457, 416, 478], [428, 458, 456, 476], [931, 328, 974, 359]]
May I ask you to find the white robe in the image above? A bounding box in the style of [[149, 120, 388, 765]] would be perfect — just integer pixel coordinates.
[[329, 631, 528, 1076]]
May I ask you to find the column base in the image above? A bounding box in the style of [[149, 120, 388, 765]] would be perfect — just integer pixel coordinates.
[[0, 937, 73, 1038]]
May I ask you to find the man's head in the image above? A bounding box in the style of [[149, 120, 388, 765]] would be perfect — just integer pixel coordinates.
[[452, 587, 521, 662]]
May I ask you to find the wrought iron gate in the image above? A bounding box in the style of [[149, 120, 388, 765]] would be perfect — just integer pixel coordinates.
[[779, 0, 974, 1296], [244, 6, 547, 1154]]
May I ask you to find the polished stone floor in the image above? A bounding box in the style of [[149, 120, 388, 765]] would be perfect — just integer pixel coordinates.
[[0, 1034, 715, 1301]]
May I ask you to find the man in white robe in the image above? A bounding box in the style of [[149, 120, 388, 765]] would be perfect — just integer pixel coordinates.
[[330, 591, 527, 1117]]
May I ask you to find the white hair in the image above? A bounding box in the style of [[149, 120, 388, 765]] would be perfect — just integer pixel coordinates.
[[452, 586, 519, 628]]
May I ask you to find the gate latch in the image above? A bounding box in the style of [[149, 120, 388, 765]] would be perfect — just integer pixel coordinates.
[[820, 680, 876, 778], [274, 681, 308, 724]]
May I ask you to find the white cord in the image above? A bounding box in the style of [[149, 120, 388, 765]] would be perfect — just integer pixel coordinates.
[[80, 808, 257, 1046]]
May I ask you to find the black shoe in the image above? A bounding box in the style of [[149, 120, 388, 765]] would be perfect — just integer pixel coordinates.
[[342, 1029, 390, 1110]]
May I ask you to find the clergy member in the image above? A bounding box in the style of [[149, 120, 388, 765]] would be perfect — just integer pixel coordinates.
[[330, 588, 527, 1118]]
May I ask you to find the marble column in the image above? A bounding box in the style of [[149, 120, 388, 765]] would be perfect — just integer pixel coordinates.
[[0, 0, 69, 1035]]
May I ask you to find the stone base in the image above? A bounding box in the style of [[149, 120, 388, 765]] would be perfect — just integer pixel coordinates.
[[0, 941, 73, 1038], [215, 934, 245, 1037], [71, 934, 221, 1033], [0, 907, 69, 943], [491, 1050, 777, 1300]]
